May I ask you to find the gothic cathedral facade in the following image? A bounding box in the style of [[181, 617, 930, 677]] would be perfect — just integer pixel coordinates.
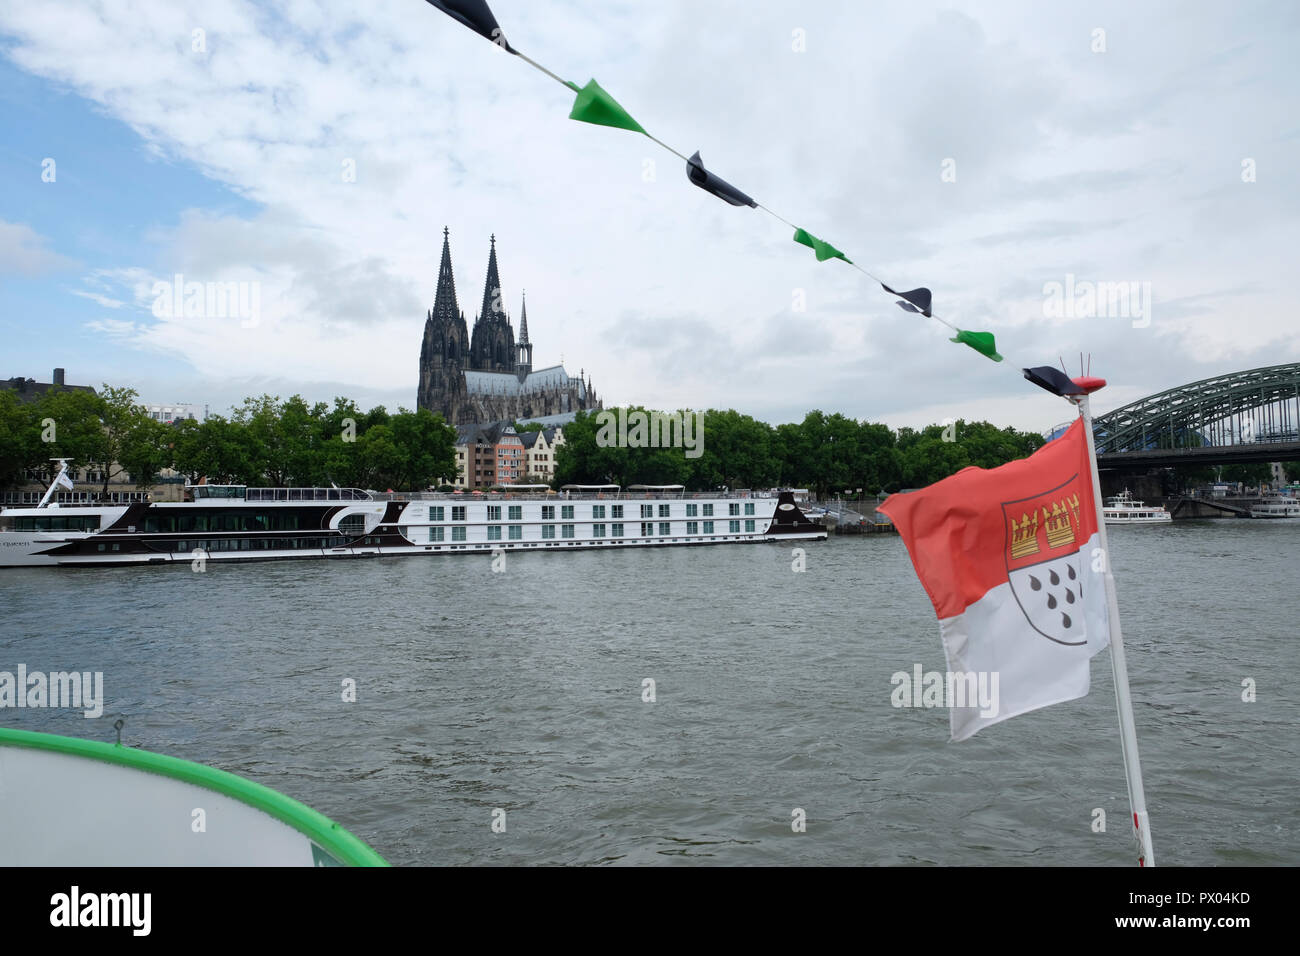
[[417, 229, 599, 425]]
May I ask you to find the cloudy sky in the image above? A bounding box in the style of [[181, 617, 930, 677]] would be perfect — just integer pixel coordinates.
[[1, 0, 1296, 432]]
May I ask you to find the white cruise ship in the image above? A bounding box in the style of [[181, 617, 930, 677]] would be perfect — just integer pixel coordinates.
[[0, 465, 825, 568], [1102, 490, 1172, 525], [1249, 497, 1300, 519]]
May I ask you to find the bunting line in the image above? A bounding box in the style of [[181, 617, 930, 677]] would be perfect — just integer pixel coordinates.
[[421, 0, 1017, 372]]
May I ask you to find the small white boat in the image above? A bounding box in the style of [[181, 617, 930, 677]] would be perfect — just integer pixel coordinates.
[[1250, 497, 1300, 519], [0, 726, 387, 866], [1103, 490, 1172, 525]]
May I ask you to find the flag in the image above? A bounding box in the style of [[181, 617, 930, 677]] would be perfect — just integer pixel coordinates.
[[878, 418, 1110, 740], [685, 151, 756, 208], [422, 0, 515, 53], [881, 284, 932, 316], [792, 227, 851, 263], [568, 79, 646, 134], [54, 471, 74, 491], [950, 329, 1002, 362]]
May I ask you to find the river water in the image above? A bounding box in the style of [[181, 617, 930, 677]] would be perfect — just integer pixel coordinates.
[[1, 520, 1296, 865]]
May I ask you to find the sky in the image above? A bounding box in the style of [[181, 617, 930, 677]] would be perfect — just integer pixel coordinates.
[[1, 0, 1297, 433]]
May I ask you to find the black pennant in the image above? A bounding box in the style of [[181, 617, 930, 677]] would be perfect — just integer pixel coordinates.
[[881, 283, 932, 317], [685, 151, 757, 208], [423, 0, 515, 54], [1023, 366, 1085, 396]]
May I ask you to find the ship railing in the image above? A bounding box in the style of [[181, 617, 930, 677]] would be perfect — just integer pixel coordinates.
[[0, 491, 150, 507], [369, 489, 784, 502], [243, 488, 372, 502]]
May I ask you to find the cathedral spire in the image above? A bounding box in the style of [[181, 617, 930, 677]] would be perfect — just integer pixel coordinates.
[[478, 233, 504, 325], [518, 290, 529, 344], [431, 226, 460, 325]]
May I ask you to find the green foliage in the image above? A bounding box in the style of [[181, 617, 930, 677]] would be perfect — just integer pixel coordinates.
[[0, 391, 41, 489], [554, 407, 1047, 495], [0, 388, 458, 493], [1220, 462, 1272, 485]]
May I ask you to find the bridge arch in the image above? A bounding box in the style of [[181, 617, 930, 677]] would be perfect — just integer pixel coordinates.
[[1093, 362, 1300, 455]]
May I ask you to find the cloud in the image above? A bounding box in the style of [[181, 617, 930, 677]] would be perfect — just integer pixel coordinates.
[[0, 220, 75, 275], [1, 0, 1297, 431]]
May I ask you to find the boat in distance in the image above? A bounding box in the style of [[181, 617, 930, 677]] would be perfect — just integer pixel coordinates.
[[1102, 490, 1172, 525], [1249, 497, 1300, 519], [0, 466, 825, 568]]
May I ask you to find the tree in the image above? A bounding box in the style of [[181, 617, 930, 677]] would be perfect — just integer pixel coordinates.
[[0, 390, 41, 490], [38, 388, 111, 481]]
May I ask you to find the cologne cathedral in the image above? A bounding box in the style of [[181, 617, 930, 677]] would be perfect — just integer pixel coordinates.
[[417, 229, 599, 425]]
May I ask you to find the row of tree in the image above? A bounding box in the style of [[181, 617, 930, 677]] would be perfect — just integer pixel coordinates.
[[7, 386, 1294, 497], [0, 388, 459, 492], [552, 408, 1050, 497]]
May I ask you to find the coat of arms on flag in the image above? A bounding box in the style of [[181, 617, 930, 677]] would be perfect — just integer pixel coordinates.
[[1003, 479, 1088, 646], [878, 419, 1110, 740]]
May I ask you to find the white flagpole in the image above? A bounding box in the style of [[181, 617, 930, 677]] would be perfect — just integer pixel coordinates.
[[1077, 393, 1156, 866]]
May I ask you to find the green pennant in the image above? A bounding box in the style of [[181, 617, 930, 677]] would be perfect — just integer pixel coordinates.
[[568, 79, 646, 135], [950, 330, 1003, 362], [792, 228, 851, 264]]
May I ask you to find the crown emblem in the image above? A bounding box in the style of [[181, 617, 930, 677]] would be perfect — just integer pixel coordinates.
[[1010, 511, 1040, 559], [1043, 494, 1080, 550]]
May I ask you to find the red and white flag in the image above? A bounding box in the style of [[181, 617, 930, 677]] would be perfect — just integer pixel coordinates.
[[878, 419, 1110, 740]]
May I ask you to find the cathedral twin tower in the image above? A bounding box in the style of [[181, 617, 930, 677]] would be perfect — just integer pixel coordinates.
[[417, 229, 598, 426]]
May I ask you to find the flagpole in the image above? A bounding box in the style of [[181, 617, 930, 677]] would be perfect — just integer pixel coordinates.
[[1077, 394, 1156, 867]]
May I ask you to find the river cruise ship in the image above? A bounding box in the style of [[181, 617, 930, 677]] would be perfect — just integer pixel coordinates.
[[0, 466, 825, 568]]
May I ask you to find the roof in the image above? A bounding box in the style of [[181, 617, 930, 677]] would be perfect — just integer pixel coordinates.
[[1, 377, 97, 403], [464, 365, 580, 396], [455, 420, 521, 446]]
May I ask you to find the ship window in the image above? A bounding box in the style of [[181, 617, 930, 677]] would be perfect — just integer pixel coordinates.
[[508, 525, 521, 540], [9, 515, 102, 532], [592, 524, 605, 538], [562, 524, 575, 538], [339, 514, 366, 535], [430, 527, 444, 542], [687, 521, 698, 534], [562, 505, 574, 519], [659, 522, 670, 535], [611, 523, 624, 537], [541, 506, 555, 520], [452, 506, 466, 521], [592, 505, 605, 519], [487, 506, 501, 520], [686, 504, 698, 517], [452, 527, 466, 542], [508, 506, 522, 520], [745, 520, 755, 532], [729, 503, 740, 516], [745, 503, 755, 516], [487, 526, 502, 540], [542, 525, 555, 539], [702, 521, 714, 534], [640, 505, 653, 518], [611, 505, 624, 519], [641, 522, 653, 536], [702, 504, 714, 517], [430, 506, 445, 521]]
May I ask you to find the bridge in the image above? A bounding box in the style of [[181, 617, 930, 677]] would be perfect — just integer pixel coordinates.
[[1092, 363, 1300, 469]]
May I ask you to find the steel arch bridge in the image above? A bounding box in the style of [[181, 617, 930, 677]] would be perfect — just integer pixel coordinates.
[[1092, 363, 1300, 468]]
